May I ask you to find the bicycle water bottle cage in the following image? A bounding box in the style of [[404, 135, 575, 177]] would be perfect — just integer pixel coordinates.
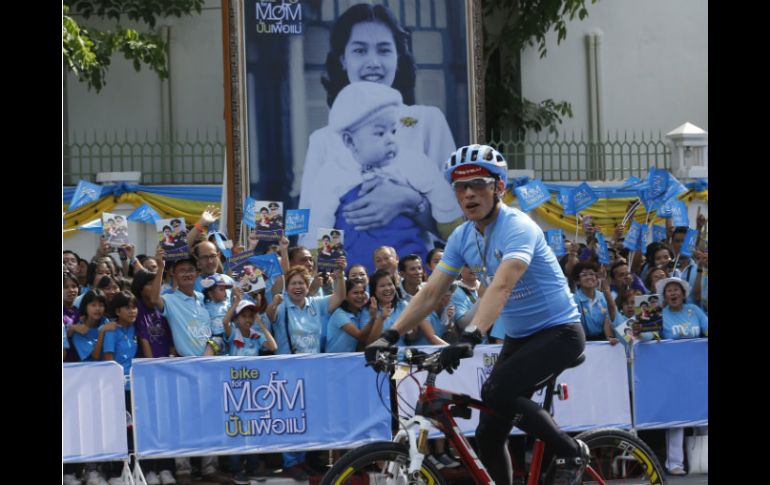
[[555, 383, 569, 401]]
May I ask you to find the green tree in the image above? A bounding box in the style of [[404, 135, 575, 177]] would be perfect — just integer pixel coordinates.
[[63, 0, 204, 92], [483, 0, 598, 138]]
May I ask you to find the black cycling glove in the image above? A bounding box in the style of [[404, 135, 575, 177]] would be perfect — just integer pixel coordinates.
[[439, 343, 473, 374], [458, 326, 484, 347], [364, 329, 400, 369]]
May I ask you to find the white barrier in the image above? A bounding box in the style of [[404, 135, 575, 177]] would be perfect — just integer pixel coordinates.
[[63, 361, 129, 463], [397, 342, 632, 436]]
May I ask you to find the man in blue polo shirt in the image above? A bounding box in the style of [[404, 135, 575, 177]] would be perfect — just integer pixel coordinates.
[[366, 145, 589, 485], [149, 250, 228, 485]]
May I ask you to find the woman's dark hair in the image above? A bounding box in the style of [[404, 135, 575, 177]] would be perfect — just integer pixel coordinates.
[[346, 263, 368, 280], [340, 278, 368, 313], [571, 261, 600, 287], [86, 260, 111, 287], [78, 289, 107, 316], [162, 225, 172, 232], [96, 275, 121, 293], [426, 247, 444, 268], [369, 269, 400, 309], [131, 269, 156, 301], [63, 271, 79, 288], [110, 290, 138, 315], [321, 3, 416, 107]]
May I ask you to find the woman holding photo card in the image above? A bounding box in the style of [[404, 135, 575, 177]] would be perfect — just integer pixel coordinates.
[[298, 3, 461, 270]]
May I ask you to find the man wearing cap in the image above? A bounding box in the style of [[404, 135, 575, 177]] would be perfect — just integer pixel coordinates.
[[148, 249, 231, 485], [366, 145, 590, 485], [298, 82, 462, 272]]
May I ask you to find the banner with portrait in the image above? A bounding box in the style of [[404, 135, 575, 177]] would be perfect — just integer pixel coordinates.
[[231, 0, 480, 273]]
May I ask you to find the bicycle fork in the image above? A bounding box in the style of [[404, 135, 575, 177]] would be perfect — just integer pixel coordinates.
[[394, 415, 433, 477]]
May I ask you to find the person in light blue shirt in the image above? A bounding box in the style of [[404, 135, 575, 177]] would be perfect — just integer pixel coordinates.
[[102, 291, 139, 388], [72, 290, 115, 361], [201, 273, 233, 355], [265, 262, 346, 477], [62, 323, 69, 360], [366, 145, 588, 485], [325, 278, 376, 353], [223, 298, 276, 356], [150, 253, 216, 357], [656, 277, 708, 340], [405, 283, 453, 347], [571, 261, 619, 344]]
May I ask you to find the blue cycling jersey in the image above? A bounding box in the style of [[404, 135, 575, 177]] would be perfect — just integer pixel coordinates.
[[437, 204, 579, 338]]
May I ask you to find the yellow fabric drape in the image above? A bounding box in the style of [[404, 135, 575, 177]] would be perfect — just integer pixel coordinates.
[[63, 193, 219, 239]]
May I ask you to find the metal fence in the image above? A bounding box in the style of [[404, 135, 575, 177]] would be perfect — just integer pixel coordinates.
[[62, 129, 670, 185], [488, 130, 671, 181], [63, 131, 226, 185]]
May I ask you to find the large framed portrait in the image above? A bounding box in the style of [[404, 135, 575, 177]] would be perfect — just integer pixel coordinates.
[[225, 0, 483, 271]]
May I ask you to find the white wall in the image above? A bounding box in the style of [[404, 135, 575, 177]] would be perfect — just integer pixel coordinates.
[[65, 0, 225, 140], [520, 0, 707, 136]]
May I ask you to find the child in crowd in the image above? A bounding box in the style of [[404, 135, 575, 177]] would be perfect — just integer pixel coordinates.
[[314, 82, 463, 268], [222, 294, 276, 484], [201, 273, 233, 355], [72, 289, 115, 362]]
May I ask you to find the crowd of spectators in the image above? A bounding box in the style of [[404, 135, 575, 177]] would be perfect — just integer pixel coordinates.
[[63, 204, 708, 484]]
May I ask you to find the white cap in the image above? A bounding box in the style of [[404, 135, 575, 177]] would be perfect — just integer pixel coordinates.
[[655, 277, 690, 299], [329, 82, 403, 133], [234, 300, 258, 317]]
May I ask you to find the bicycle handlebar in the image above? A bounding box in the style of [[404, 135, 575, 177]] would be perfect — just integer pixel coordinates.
[[369, 344, 474, 375]]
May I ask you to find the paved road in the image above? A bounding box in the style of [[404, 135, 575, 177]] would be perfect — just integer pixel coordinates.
[[667, 474, 707, 484]]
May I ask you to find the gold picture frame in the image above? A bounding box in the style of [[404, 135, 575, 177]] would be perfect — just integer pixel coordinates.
[[222, 0, 483, 241]]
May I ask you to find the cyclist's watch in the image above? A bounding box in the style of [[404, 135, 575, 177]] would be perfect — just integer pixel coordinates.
[[464, 324, 478, 334], [459, 324, 483, 347]]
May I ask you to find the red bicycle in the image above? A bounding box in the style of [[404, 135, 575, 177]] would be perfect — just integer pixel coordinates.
[[321, 346, 665, 485]]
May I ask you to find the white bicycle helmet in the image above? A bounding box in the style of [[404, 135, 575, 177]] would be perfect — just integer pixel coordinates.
[[444, 144, 508, 185]]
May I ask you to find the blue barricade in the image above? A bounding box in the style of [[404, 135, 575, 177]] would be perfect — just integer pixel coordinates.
[[130, 353, 391, 458], [633, 338, 708, 429]]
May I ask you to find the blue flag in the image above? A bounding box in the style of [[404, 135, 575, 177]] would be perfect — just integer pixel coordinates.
[[657, 199, 674, 218], [595, 232, 610, 265], [647, 168, 670, 199], [680, 228, 699, 257], [545, 229, 566, 257], [639, 226, 650, 252], [285, 209, 310, 236], [558, 188, 577, 216], [514, 179, 551, 212], [623, 221, 644, 252], [652, 225, 667, 243], [127, 203, 161, 224], [242, 197, 258, 229], [573, 182, 598, 213], [670, 200, 689, 227], [618, 175, 647, 191], [68, 180, 103, 212], [662, 174, 688, 203], [76, 218, 104, 233], [639, 187, 664, 213]]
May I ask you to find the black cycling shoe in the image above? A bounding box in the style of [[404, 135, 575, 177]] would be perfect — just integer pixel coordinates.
[[543, 439, 590, 485]]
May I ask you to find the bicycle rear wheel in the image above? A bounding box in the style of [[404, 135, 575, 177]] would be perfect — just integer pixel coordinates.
[[320, 441, 446, 485], [575, 428, 666, 485]]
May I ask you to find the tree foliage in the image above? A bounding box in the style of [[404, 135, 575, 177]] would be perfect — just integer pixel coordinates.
[[483, 0, 597, 137], [63, 0, 204, 92]]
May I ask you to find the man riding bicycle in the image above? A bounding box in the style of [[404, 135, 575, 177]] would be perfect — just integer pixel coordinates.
[[366, 144, 590, 485]]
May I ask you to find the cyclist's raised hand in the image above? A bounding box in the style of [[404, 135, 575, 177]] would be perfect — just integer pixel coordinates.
[[368, 296, 378, 320]]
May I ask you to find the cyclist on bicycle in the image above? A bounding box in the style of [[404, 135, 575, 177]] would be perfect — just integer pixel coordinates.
[[366, 144, 590, 485]]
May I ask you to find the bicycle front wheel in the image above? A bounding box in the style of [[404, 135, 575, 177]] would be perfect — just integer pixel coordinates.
[[576, 428, 667, 485], [320, 441, 446, 485]]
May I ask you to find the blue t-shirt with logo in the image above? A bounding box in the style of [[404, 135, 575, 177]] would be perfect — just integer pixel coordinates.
[[271, 295, 331, 354], [662, 304, 708, 339], [204, 299, 230, 336], [226, 326, 270, 356], [438, 205, 579, 338], [161, 290, 212, 356]]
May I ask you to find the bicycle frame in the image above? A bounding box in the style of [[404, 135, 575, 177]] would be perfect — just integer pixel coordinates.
[[394, 374, 606, 485]]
